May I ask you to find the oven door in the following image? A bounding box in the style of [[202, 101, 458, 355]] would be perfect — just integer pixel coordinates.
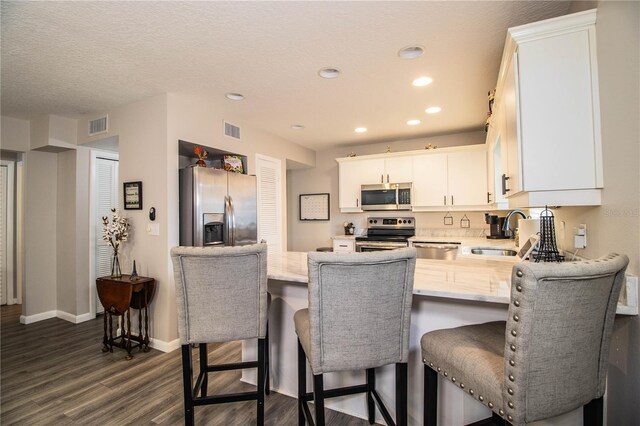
[[355, 241, 408, 252]]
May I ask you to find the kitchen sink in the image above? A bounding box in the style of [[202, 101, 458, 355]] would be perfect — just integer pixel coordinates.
[[412, 242, 460, 260], [470, 248, 518, 256]]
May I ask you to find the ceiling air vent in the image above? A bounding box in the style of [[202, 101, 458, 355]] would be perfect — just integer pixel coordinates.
[[224, 121, 241, 140], [89, 116, 108, 136]]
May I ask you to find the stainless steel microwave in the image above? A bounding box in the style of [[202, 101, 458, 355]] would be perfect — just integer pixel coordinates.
[[360, 183, 412, 211]]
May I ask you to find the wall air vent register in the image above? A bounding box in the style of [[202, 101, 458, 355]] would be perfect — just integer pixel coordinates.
[[89, 116, 108, 136], [224, 121, 241, 140]]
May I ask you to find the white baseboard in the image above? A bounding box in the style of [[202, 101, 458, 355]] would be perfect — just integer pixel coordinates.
[[20, 310, 95, 325], [150, 337, 181, 353], [20, 310, 57, 324], [56, 310, 95, 324]]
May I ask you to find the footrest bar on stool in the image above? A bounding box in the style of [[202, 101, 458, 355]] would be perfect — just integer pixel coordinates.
[[206, 361, 258, 372], [303, 383, 368, 402], [371, 389, 396, 426], [193, 390, 259, 406]]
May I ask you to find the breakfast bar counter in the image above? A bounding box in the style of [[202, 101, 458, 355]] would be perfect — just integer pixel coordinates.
[[267, 250, 515, 303], [242, 251, 633, 425]]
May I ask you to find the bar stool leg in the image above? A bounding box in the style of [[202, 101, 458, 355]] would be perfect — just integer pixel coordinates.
[[181, 344, 195, 426], [366, 368, 376, 424], [257, 338, 265, 426], [313, 373, 325, 426], [199, 343, 208, 397], [265, 324, 270, 395], [297, 339, 306, 426], [396, 363, 408, 426], [583, 397, 603, 426], [424, 365, 438, 426]]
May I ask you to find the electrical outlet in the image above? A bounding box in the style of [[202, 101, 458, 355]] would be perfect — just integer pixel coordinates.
[[573, 223, 587, 249]]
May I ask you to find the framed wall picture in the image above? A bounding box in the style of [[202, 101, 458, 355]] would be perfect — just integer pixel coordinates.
[[123, 181, 143, 210], [299, 193, 330, 221]]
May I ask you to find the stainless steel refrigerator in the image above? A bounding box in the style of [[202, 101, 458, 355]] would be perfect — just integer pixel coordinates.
[[179, 167, 257, 247]]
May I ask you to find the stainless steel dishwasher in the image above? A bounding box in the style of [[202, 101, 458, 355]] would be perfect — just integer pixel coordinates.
[[411, 241, 460, 260]]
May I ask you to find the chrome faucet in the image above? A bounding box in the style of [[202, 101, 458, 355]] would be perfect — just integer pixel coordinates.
[[502, 209, 527, 238]]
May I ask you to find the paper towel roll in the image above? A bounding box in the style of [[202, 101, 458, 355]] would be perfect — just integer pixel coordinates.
[[518, 219, 540, 246]]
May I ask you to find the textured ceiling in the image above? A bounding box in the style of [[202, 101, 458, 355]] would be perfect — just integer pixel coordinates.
[[1, 1, 572, 150]]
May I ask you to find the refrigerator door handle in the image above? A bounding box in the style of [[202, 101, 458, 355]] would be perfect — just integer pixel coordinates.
[[224, 196, 232, 246], [229, 196, 236, 246]]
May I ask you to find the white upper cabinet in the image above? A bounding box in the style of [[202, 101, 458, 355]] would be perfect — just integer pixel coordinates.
[[413, 153, 448, 207], [448, 150, 488, 206], [412, 147, 488, 210], [490, 9, 602, 207], [338, 158, 383, 211], [338, 147, 488, 213], [337, 155, 412, 212], [384, 156, 413, 183]]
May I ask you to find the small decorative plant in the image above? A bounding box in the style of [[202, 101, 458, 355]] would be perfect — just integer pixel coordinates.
[[194, 146, 208, 167], [102, 208, 130, 278]]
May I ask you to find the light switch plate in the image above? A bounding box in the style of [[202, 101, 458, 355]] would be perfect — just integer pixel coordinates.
[[146, 223, 160, 236]]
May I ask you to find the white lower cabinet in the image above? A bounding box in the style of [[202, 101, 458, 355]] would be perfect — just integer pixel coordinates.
[[332, 238, 355, 253]]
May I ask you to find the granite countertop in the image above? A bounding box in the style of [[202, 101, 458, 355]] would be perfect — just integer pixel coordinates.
[[268, 251, 513, 303], [331, 235, 357, 240]]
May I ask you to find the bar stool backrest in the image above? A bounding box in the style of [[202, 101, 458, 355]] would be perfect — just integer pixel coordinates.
[[306, 248, 416, 374], [506, 253, 629, 424], [171, 244, 268, 345]]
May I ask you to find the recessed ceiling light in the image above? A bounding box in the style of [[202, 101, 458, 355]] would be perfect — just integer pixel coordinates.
[[407, 119, 421, 126], [225, 93, 244, 101], [290, 124, 305, 130], [398, 45, 424, 59], [412, 77, 433, 87], [318, 67, 341, 79], [354, 127, 367, 133], [425, 106, 442, 114]]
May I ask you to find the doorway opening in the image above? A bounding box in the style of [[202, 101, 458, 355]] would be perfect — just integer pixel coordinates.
[[89, 146, 119, 316]]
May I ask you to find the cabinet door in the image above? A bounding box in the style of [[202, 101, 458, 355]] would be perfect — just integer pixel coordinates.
[[503, 52, 521, 197], [359, 158, 386, 184], [338, 158, 385, 210], [384, 156, 413, 183], [448, 150, 488, 206], [332, 239, 355, 253], [518, 30, 597, 191], [412, 154, 448, 207]]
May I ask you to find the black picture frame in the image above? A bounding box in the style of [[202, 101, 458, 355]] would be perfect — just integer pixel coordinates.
[[123, 181, 143, 210], [299, 193, 330, 221]]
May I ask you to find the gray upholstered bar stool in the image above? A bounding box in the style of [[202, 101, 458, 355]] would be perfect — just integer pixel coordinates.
[[171, 243, 269, 426], [421, 253, 629, 426], [295, 248, 417, 426]]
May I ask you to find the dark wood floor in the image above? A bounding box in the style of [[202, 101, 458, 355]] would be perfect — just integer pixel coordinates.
[[0, 305, 369, 425]]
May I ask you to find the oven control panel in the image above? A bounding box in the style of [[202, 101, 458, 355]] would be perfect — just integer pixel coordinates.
[[367, 217, 415, 228]]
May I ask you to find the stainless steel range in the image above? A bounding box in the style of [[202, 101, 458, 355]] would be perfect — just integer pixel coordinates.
[[355, 217, 415, 252]]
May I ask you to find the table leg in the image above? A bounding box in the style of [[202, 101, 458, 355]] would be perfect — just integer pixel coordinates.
[[143, 285, 150, 352], [102, 312, 109, 352], [138, 307, 143, 352], [125, 309, 133, 360], [108, 313, 114, 353]]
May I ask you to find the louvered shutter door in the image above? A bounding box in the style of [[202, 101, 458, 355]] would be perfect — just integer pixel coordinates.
[[256, 155, 282, 255], [95, 158, 118, 312], [0, 165, 7, 305]]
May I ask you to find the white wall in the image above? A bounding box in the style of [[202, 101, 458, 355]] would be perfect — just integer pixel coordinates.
[[164, 91, 316, 344], [56, 150, 77, 315], [49, 115, 78, 147], [76, 91, 316, 347], [55, 148, 91, 317], [287, 131, 487, 251], [23, 149, 57, 317], [1, 116, 30, 152]]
